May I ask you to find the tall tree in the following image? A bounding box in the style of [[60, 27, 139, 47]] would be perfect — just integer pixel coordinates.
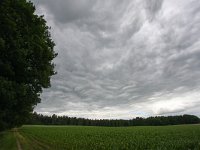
[[0, 0, 57, 131]]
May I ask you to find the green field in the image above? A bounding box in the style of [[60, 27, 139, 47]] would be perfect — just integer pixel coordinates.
[[1, 125, 200, 150]]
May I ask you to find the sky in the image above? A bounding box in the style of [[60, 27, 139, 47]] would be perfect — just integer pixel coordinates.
[[31, 0, 200, 119]]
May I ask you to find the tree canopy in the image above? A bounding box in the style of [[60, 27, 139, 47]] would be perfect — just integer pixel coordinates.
[[27, 113, 200, 127], [0, 0, 57, 131]]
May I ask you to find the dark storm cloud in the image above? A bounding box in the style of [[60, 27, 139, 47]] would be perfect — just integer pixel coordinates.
[[31, 0, 200, 119]]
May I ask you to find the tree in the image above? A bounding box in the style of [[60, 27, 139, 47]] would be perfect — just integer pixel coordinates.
[[26, 113, 200, 127], [0, 0, 57, 131]]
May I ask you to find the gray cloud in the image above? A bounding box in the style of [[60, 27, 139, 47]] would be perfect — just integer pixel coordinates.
[[32, 0, 200, 119], [145, 0, 163, 21], [32, 0, 95, 23]]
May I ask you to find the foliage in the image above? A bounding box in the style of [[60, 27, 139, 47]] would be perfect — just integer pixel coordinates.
[[27, 113, 200, 126], [16, 125, 200, 150], [0, 0, 57, 131]]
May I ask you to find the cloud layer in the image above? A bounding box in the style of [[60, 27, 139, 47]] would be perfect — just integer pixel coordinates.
[[32, 0, 200, 119]]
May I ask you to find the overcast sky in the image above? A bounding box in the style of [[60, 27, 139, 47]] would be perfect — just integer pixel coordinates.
[[31, 0, 200, 119]]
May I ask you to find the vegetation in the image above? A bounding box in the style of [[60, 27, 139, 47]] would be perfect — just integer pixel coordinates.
[[0, 130, 17, 150], [27, 113, 200, 127], [0, 0, 56, 131], [1, 125, 199, 150]]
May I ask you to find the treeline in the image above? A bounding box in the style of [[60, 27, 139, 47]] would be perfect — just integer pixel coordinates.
[[26, 113, 200, 126]]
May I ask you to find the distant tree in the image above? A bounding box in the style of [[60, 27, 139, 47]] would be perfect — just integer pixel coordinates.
[[182, 114, 199, 124], [0, 0, 57, 131], [26, 113, 200, 127]]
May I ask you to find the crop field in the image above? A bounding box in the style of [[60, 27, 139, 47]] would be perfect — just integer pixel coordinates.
[[1, 125, 200, 150]]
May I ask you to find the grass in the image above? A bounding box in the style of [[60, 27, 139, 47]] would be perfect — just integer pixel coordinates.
[[1, 124, 200, 150], [0, 130, 17, 150]]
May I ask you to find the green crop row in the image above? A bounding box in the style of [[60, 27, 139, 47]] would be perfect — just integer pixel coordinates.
[[15, 125, 200, 150]]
